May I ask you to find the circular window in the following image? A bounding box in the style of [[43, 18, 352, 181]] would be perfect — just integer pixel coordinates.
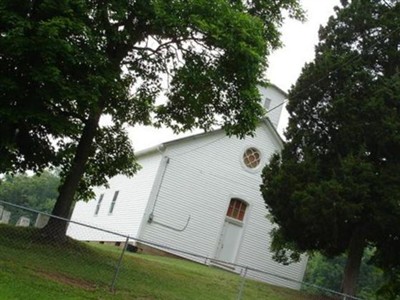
[[243, 147, 261, 169]]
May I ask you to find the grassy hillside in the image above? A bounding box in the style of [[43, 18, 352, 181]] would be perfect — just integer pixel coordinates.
[[0, 225, 327, 299]]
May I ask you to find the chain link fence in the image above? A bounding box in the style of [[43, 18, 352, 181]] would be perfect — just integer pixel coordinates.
[[0, 200, 363, 300]]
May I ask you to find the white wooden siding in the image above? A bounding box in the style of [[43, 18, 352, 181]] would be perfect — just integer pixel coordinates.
[[139, 123, 307, 289], [67, 152, 162, 241], [66, 85, 305, 290], [260, 85, 286, 129]]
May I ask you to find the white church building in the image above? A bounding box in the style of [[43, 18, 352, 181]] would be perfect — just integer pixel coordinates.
[[67, 85, 308, 289]]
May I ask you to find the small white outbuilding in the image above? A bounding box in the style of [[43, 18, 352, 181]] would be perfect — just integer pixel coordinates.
[[68, 85, 307, 289]]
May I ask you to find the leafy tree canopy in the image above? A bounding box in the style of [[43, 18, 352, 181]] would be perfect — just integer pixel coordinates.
[[0, 171, 60, 223], [260, 0, 400, 296], [0, 0, 303, 236], [0, 171, 59, 211], [304, 249, 386, 299]]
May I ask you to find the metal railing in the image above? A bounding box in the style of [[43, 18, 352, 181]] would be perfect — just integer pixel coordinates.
[[0, 200, 363, 300]]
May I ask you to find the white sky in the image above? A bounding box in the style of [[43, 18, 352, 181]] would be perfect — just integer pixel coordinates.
[[129, 0, 341, 151]]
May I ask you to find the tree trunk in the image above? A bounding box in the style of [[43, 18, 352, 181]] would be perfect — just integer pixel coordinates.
[[340, 228, 365, 297], [42, 111, 102, 240]]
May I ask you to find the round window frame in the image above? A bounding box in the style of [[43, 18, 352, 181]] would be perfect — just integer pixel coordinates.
[[241, 146, 263, 172]]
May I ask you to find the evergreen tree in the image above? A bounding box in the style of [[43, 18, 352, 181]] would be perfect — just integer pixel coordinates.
[[260, 0, 400, 296], [304, 249, 385, 299]]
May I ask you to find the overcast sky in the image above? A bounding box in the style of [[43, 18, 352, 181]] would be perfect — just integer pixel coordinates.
[[129, 0, 341, 151]]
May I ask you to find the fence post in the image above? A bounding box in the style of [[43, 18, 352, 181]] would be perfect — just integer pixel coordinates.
[[110, 235, 130, 292], [237, 266, 248, 300]]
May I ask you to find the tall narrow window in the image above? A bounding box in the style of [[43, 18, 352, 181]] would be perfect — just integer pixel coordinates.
[[109, 191, 119, 214], [264, 98, 272, 110], [94, 194, 104, 216], [226, 198, 247, 221]]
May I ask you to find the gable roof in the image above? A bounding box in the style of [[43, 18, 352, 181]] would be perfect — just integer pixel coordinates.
[[267, 83, 288, 97], [135, 117, 284, 158], [135, 83, 286, 158]]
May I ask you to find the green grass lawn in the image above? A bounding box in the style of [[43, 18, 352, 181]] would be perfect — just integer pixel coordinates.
[[0, 224, 328, 299]]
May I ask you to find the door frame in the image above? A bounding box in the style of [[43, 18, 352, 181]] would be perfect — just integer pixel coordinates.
[[214, 197, 251, 264]]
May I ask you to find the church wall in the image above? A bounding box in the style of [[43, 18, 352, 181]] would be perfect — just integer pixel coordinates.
[[259, 85, 287, 128], [67, 85, 307, 290], [139, 123, 307, 289], [67, 151, 163, 241]]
